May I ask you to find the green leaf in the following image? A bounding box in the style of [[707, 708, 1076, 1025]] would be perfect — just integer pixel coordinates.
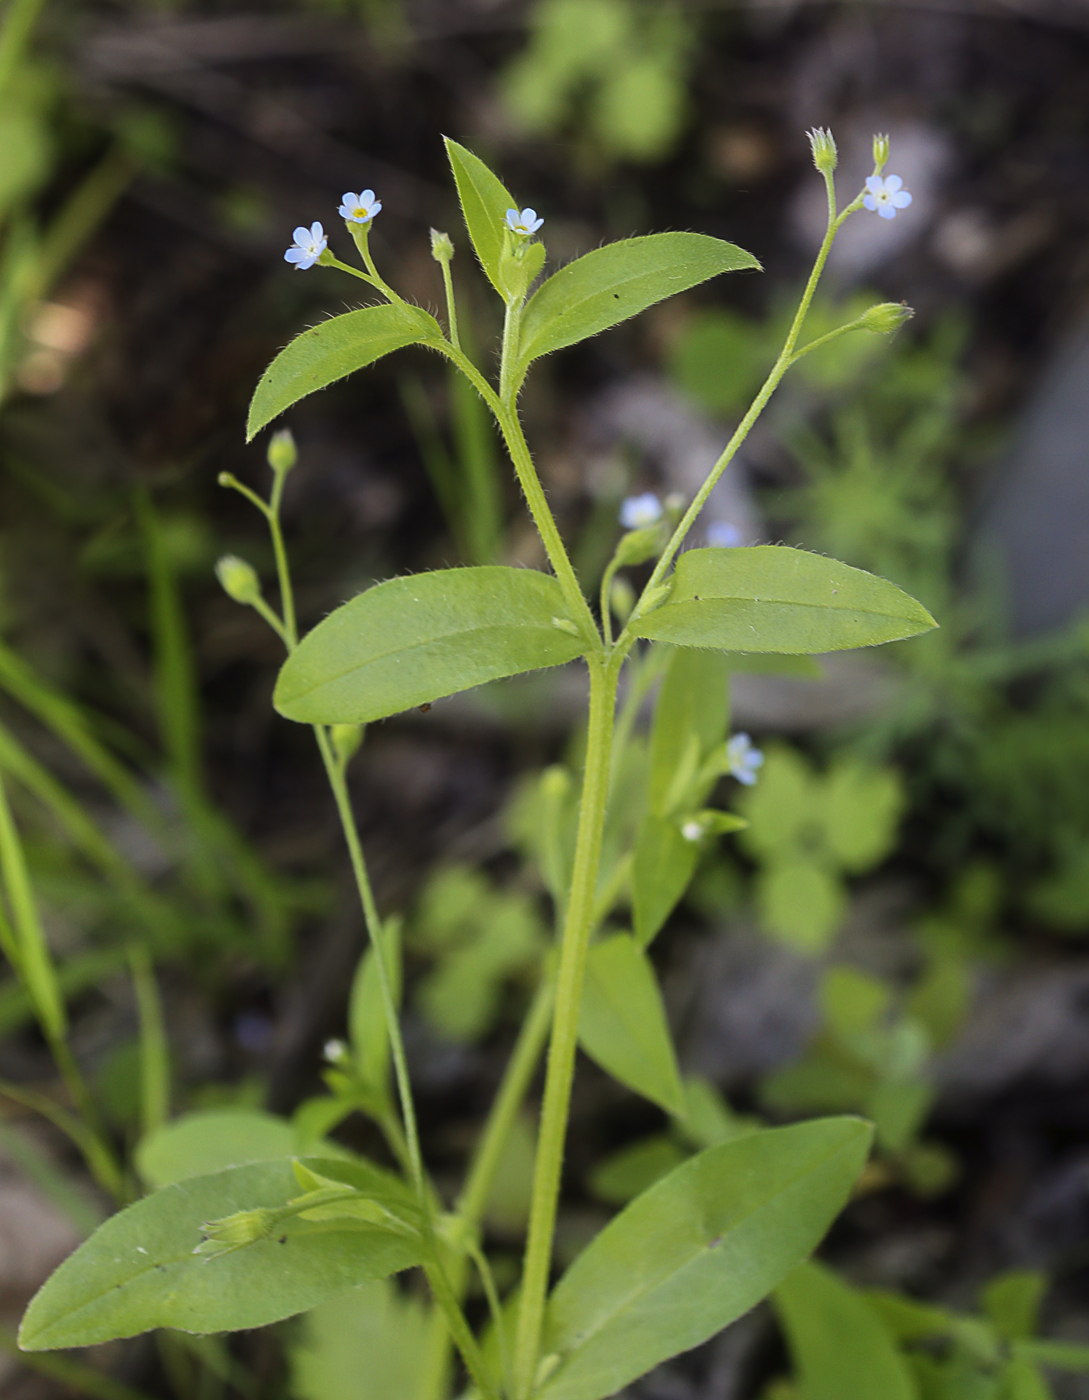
[[289, 1279, 429, 1400], [538, 1117, 874, 1400], [631, 547, 937, 654], [517, 234, 760, 369], [349, 918, 403, 1092], [587, 1136, 688, 1207], [647, 648, 729, 816], [982, 1273, 1047, 1343], [823, 762, 904, 873], [136, 1109, 297, 1189], [274, 567, 589, 725], [18, 1158, 424, 1350], [1000, 1357, 1055, 1400], [247, 302, 443, 440], [757, 859, 846, 953], [821, 968, 891, 1039], [632, 816, 699, 948], [773, 1261, 919, 1400], [444, 138, 519, 299], [1014, 1340, 1089, 1373], [578, 932, 685, 1116]]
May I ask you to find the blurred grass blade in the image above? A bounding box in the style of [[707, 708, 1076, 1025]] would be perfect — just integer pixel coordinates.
[[0, 770, 64, 1039], [129, 945, 170, 1137]]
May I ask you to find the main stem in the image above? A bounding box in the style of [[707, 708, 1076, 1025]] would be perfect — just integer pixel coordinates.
[[512, 654, 621, 1400]]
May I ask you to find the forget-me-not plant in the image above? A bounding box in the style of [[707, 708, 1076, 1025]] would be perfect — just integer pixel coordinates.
[[284, 222, 328, 270]]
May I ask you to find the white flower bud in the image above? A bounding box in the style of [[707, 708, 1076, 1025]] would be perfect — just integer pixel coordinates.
[[215, 555, 261, 606], [331, 724, 363, 766]]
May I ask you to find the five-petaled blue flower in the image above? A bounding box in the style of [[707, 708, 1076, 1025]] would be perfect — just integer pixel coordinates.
[[619, 493, 663, 529], [339, 190, 382, 225], [707, 521, 742, 547], [727, 732, 764, 786], [284, 222, 328, 270], [506, 207, 544, 236], [863, 175, 912, 220]]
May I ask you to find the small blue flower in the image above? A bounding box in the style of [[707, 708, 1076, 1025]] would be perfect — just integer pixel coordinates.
[[339, 189, 382, 225], [707, 521, 742, 547], [284, 222, 328, 270], [863, 174, 912, 221], [506, 207, 544, 236], [619, 493, 663, 529], [727, 732, 764, 786]]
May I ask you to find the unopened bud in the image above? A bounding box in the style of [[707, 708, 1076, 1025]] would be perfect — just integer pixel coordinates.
[[331, 724, 363, 767], [215, 554, 261, 605], [609, 575, 636, 625], [430, 228, 454, 263], [195, 1207, 276, 1254], [323, 1037, 349, 1065], [859, 301, 913, 335], [268, 428, 297, 474], [807, 127, 838, 173], [872, 133, 890, 172]]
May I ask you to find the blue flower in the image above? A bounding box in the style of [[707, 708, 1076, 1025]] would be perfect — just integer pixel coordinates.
[[338, 189, 382, 225], [726, 732, 764, 786], [506, 207, 544, 236], [863, 175, 912, 221], [619, 493, 663, 529], [707, 521, 742, 547], [284, 222, 328, 270]]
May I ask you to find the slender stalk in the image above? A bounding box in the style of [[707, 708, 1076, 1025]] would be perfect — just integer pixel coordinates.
[[627, 169, 848, 629], [512, 654, 622, 1400], [498, 297, 523, 403], [439, 258, 461, 352], [417, 980, 555, 1400], [267, 468, 297, 646]]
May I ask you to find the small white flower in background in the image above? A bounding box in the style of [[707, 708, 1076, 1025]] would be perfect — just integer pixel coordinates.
[[681, 818, 705, 843], [323, 1038, 348, 1064], [619, 492, 663, 529], [727, 732, 764, 786], [506, 207, 544, 236], [284, 222, 328, 269], [339, 190, 382, 225], [863, 175, 912, 220], [707, 521, 742, 547]]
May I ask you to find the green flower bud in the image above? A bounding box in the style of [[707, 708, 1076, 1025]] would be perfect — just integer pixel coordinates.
[[331, 723, 363, 766], [430, 228, 454, 263], [195, 1206, 277, 1254], [807, 127, 838, 173], [859, 301, 914, 335], [609, 575, 636, 625], [872, 133, 890, 172], [267, 428, 297, 474], [215, 554, 261, 606]]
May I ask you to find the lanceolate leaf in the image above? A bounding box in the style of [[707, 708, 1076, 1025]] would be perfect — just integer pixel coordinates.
[[578, 933, 685, 1116], [136, 1109, 297, 1188], [516, 234, 760, 370], [647, 648, 729, 817], [19, 1158, 423, 1350], [773, 1261, 918, 1400], [274, 566, 590, 725], [539, 1118, 873, 1400], [444, 138, 519, 299], [632, 547, 937, 654], [247, 302, 443, 440], [632, 816, 699, 948]]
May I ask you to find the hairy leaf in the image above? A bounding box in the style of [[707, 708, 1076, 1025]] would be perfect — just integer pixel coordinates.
[[632, 547, 936, 654], [773, 1261, 918, 1400], [518, 234, 760, 368], [444, 138, 519, 299], [539, 1117, 873, 1400], [632, 817, 699, 948], [274, 567, 589, 725], [247, 303, 443, 440], [19, 1158, 422, 1350], [578, 933, 685, 1115]]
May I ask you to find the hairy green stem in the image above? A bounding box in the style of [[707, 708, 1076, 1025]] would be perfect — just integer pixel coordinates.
[[439, 258, 461, 352], [512, 654, 621, 1400], [627, 168, 847, 629], [418, 981, 555, 1400]]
